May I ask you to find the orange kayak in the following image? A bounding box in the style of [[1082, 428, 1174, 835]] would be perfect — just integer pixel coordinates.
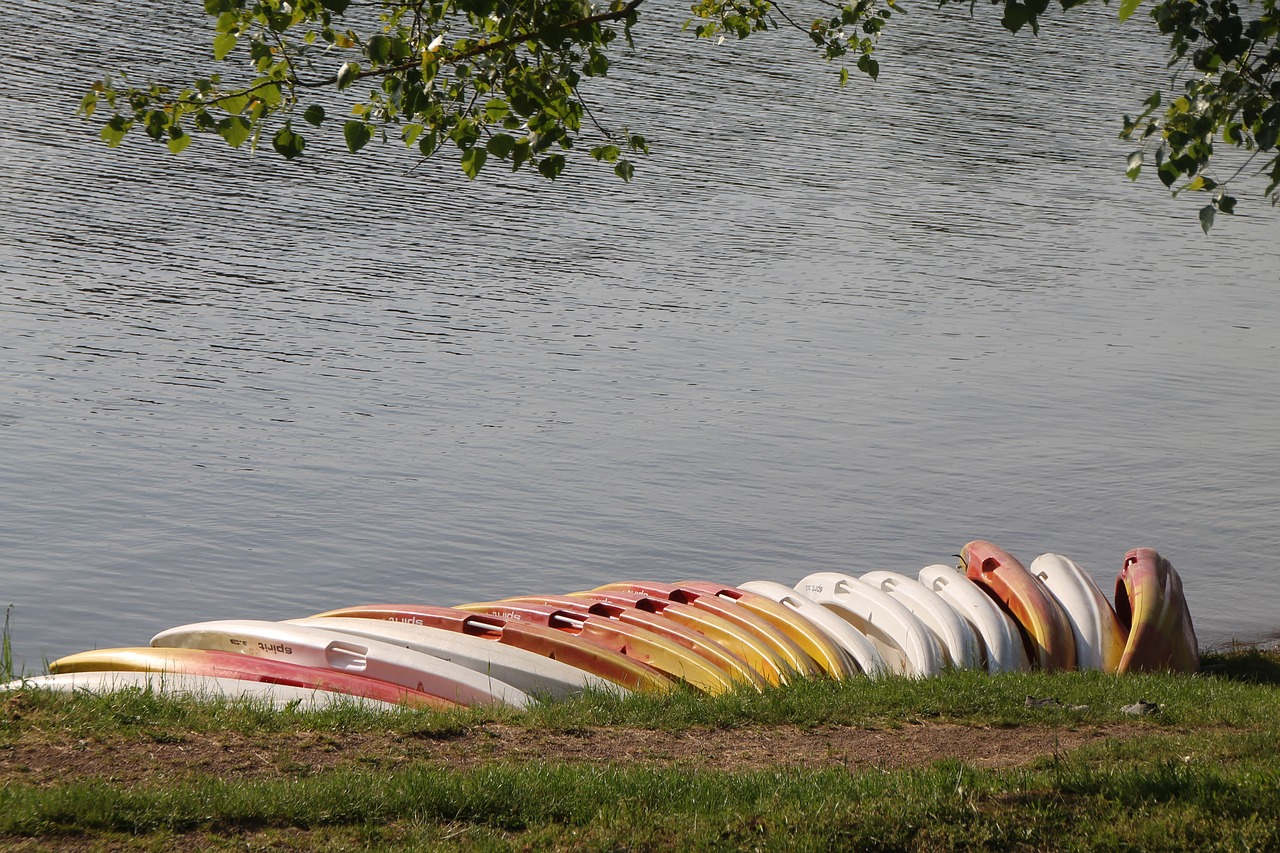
[[961, 540, 1077, 672]]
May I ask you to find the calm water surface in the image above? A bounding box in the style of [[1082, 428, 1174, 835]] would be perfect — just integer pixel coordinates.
[[2, 1, 1278, 671]]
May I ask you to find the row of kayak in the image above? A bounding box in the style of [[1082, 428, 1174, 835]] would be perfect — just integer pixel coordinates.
[[2, 541, 1200, 710]]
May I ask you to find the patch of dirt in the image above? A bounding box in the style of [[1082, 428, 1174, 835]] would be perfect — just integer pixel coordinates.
[[0, 722, 1135, 787]]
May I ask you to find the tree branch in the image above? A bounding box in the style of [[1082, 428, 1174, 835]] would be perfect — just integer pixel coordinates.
[[302, 0, 648, 90]]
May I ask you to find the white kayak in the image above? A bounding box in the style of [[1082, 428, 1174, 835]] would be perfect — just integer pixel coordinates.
[[737, 580, 889, 677], [917, 564, 1030, 673], [151, 620, 530, 708], [794, 572, 944, 678], [859, 570, 982, 670], [289, 616, 624, 700], [0, 671, 402, 710], [1029, 553, 1126, 673]]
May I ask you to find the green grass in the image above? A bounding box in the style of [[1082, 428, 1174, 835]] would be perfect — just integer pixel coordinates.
[[0, 605, 14, 685], [2, 730, 1277, 850], [1, 648, 1277, 850], [3, 660, 1276, 745], [3, 649, 1277, 743]]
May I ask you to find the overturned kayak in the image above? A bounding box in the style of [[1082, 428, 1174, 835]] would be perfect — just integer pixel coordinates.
[[290, 615, 619, 700], [592, 581, 821, 679], [961, 540, 1077, 672], [737, 580, 889, 678], [313, 603, 669, 693], [47, 647, 458, 709], [860, 570, 982, 671], [1029, 553, 1126, 673], [569, 588, 793, 685], [459, 599, 736, 694], [795, 572, 944, 678], [499, 594, 768, 689], [917, 565, 1030, 674], [1114, 548, 1199, 673], [1, 670, 404, 710], [152, 620, 531, 708]]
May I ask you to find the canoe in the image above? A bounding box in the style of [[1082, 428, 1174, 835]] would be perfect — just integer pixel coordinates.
[[500, 595, 767, 688], [917, 565, 1030, 673], [151, 620, 530, 707], [736, 580, 889, 677], [1029, 553, 1126, 673], [674, 581, 859, 678], [310, 603, 667, 693], [960, 540, 1077, 672], [591, 581, 821, 679], [0, 671, 403, 710], [1114, 548, 1199, 673], [458, 600, 736, 694], [794, 572, 944, 678], [47, 647, 456, 708], [289, 615, 618, 699], [859, 571, 982, 670], [567, 589, 791, 685]]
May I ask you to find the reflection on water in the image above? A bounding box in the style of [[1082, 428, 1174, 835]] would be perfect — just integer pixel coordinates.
[[2, 1, 1278, 669]]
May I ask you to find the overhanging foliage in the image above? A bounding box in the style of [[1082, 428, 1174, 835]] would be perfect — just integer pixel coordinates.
[[79, 0, 1279, 229]]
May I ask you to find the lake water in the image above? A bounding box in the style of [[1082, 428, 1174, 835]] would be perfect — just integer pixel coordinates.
[[2, 1, 1278, 672]]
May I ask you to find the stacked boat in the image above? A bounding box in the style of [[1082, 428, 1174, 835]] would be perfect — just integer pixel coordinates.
[[2, 541, 1201, 710]]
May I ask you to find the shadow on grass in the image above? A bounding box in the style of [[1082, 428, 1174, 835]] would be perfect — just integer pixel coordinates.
[[1198, 644, 1280, 685]]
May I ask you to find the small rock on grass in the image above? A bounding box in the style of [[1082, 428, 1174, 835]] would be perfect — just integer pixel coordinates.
[[1121, 699, 1160, 716]]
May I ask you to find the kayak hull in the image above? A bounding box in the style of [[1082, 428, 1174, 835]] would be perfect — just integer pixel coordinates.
[[1114, 548, 1199, 673], [1029, 554, 1126, 673], [917, 565, 1030, 673], [961, 540, 1077, 672]]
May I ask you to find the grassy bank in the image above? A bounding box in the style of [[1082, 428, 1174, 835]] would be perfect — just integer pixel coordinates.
[[1, 648, 1277, 851]]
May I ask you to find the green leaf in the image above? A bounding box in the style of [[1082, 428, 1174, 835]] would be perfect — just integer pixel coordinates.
[[857, 54, 879, 81], [255, 81, 282, 107], [1118, 0, 1142, 22], [510, 137, 532, 170], [614, 159, 634, 182], [213, 31, 238, 60], [486, 133, 516, 159], [343, 120, 372, 153], [590, 144, 621, 163], [166, 126, 191, 154], [484, 99, 510, 123], [461, 146, 488, 179], [220, 93, 249, 115], [78, 90, 98, 118], [1001, 0, 1030, 32], [303, 105, 326, 127], [1126, 150, 1143, 180], [100, 115, 129, 148], [367, 35, 393, 65], [272, 124, 305, 160], [1198, 204, 1215, 234], [839, 66, 850, 87], [144, 110, 168, 141], [537, 153, 565, 180], [217, 116, 252, 148]]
